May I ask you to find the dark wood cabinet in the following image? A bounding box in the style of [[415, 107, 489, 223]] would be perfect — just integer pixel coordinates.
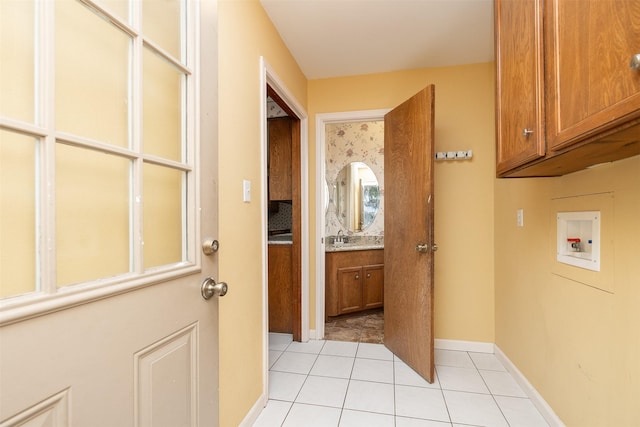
[[495, 0, 640, 177], [495, 0, 545, 175], [268, 117, 293, 201], [326, 249, 383, 317], [545, 0, 640, 151], [268, 244, 292, 333]]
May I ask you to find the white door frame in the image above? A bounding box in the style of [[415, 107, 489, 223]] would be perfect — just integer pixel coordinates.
[[314, 109, 390, 341], [259, 57, 309, 397]]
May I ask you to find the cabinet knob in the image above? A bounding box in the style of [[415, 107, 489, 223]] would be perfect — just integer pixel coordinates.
[[367, 273, 371, 278], [355, 274, 359, 280], [631, 54, 640, 71], [522, 128, 534, 137]]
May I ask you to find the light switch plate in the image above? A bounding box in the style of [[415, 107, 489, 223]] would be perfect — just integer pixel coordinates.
[[516, 209, 524, 227], [243, 180, 251, 202]]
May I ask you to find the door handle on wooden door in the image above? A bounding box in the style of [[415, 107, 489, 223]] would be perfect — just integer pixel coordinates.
[[416, 243, 438, 253]]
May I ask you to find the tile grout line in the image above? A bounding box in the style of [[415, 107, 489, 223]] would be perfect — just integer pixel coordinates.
[[270, 337, 546, 427], [435, 364, 454, 426], [469, 350, 512, 427]]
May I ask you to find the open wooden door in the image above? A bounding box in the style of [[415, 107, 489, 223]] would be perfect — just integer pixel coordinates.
[[384, 85, 436, 382]]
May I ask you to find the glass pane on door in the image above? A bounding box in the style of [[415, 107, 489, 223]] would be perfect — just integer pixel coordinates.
[[142, 0, 183, 59], [56, 144, 130, 287], [0, 0, 36, 123], [143, 163, 183, 269], [142, 48, 184, 162], [0, 131, 38, 298], [56, 0, 130, 147], [98, 0, 130, 24]]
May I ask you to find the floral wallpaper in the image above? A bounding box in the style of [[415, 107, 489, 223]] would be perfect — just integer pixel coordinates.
[[267, 98, 288, 118], [325, 120, 384, 237]]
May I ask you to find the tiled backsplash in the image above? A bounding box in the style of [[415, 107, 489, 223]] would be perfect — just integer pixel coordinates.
[[268, 201, 292, 232]]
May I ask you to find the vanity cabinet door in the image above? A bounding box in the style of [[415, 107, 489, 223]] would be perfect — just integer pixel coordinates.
[[326, 249, 384, 318], [337, 266, 364, 314], [545, 0, 640, 150], [363, 264, 384, 310], [268, 117, 292, 201]]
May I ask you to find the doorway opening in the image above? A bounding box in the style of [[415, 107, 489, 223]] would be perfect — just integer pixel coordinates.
[[265, 85, 302, 342], [315, 110, 389, 342], [325, 308, 384, 343]]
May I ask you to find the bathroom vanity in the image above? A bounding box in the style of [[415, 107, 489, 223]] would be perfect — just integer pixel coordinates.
[[325, 243, 384, 317]]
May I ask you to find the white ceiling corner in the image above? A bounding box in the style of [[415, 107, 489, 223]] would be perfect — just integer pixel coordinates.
[[260, 0, 495, 80]]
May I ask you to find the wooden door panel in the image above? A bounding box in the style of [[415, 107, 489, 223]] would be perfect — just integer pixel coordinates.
[[384, 85, 436, 382]]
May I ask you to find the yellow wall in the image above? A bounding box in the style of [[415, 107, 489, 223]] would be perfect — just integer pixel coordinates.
[[308, 63, 496, 342], [217, 1, 307, 425], [495, 155, 640, 426]]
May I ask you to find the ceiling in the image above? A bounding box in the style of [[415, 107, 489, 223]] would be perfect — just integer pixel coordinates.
[[260, 0, 495, 80]]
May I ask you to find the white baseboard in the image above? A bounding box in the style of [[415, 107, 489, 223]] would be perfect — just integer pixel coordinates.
[[494, 345, 565, 427], [239, 393, 267, 427], [435, 338, 494, 353]]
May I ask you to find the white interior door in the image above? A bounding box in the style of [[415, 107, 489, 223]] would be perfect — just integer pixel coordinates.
[[0, 0, 220, 425], [0, 273, 221, 426]]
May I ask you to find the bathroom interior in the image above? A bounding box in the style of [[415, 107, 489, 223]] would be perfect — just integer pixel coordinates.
[[322, 120, 385, 343], [266, 93, 386, 343]]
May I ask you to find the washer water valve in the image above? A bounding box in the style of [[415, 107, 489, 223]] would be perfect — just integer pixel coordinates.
[[567, 238, 581, 252]]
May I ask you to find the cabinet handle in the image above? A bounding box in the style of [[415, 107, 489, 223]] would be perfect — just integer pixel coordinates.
[[631, 54, 640, 71], [367, 273, 371, 278], [522, 128, 534, 137], [355, 274, 359, 280]]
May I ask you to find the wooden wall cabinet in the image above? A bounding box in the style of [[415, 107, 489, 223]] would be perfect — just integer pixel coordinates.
[[268, 117, 293, 201], [268, 244, 292, 333], [495, 0, 640, 177], [495, 0, 545, 176], [326, 250, 384, 317]]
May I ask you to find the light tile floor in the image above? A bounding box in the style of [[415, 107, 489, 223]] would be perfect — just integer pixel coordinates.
[[254, 333, 550, 427]]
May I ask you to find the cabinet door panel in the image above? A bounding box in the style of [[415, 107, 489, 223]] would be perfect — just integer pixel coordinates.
[[268, 118, 292, 201], [363, 264, 384, 310], [337, 266, 363, 314], [495, 0, 545, 175], [546, 0, 640, 149], [268, 245, 293, 333]]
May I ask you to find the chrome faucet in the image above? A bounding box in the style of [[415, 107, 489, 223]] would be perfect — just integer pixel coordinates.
[[336, 230, 344, 244]]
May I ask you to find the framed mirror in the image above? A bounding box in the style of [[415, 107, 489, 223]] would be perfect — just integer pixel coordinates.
[[335, 162, 380, 232]]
